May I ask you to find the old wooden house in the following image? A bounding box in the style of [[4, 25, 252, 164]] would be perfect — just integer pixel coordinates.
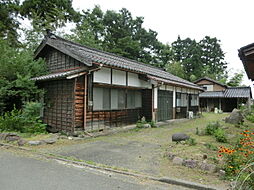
[[194, 77, 252, 112], [239, 43, 254, 81], [33, 33, 203, 133]]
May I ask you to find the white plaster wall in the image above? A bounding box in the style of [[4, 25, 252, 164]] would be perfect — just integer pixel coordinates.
[[176, 87, 182, 92], [173, 87, 176, 107], [166, 85, 173, 91], [112, 69, 126, 86], [159, 85, 166, 90], [128, 73, 140, 87], [153, 87, 158, 109], [93, 67, 111, 84]]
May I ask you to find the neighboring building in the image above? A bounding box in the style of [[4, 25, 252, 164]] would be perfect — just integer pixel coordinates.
[[194, 77, 252, 112], [239, 43, 254, 81], [32, 33, 203, 133]]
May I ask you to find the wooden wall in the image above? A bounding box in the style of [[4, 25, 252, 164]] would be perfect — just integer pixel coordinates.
[[142, 89, 152, 121], [45, 48, 84, 73], [42, 79, 74, 132]]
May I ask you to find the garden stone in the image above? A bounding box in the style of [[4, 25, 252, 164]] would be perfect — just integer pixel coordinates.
[[5, 135, 20, 142], [17, 139, 27, 146], [172, 133, 190, 142], [219, 169, 226, 177], [225, 109, 244, 124], [199, 161, 217, 172], [166, 152, 176, 160], [59, 135, 68, 139], [143, 123, 151, 128], [78, 134, 85, 138], [172, 157, 184, 165], [0, 133, 18, 141], [28, 141, 42, 146], [183, 159, 198, 168], [43, 138, 57, 144]]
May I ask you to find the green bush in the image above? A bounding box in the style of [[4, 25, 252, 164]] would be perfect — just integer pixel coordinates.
[[246, 113, 254, 123], [205, 121, 221, 135], [0, 102, 47, 134], [149, 120, 157, 128], [0, 107, 24, 132], [214, 128, 227, 143], [185, 137, 197, 146]]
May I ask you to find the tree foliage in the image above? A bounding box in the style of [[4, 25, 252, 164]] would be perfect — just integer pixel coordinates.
[[20, 0, 79, 31], [68, 6, 164, 67], [171, 36, 227, 81], [0, 0, 20, 46], [0, 39, 46, 114], [227, 71, 244, 87]]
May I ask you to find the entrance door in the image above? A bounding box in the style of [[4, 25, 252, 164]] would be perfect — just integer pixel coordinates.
[[157, 90, 173, 121]]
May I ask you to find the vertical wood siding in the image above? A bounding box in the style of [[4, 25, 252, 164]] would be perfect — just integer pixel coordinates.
[[45, 48, 83, 73], [42, 79, 74, 132]]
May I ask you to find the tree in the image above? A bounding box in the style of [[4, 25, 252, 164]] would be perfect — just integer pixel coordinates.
[[165, 62, 185, 79], [171, 36, 203, 80], [0, 0, 20, 46], [170, 36, 228, 81], [227, 71, 244, 87], [199, 36, 227, 80], [20, 0, 79, 32], [70, 6, 163, 67], [0, 38, 46, 114]]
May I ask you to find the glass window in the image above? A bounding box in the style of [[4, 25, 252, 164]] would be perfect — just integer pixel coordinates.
[[93, 87, 142, 110], [135, 91, 142, 108], [181, 94, 187, 106], [127, 90, 135, 108], [191, 94, 198, 106], [176, 93, 181, 107], [118, 89, 126, 109]]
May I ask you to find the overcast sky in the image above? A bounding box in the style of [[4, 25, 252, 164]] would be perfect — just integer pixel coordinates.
[[71, 0, 254, 86]]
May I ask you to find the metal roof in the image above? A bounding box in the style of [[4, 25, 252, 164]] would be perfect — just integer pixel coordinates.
[[199, 87, 251, 98], [31, 68, 87, 81], [34, 33, 202, 90]]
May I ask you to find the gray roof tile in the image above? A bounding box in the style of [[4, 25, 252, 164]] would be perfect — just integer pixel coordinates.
[[35, 34, 202, 90]]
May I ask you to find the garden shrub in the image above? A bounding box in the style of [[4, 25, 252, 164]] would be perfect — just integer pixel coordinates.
[[136, 120, 147, 128], [246, 113, 254, 123], [185, 137, 197, 146], [149, 120, 157, 128], [0, 107, 24, 132], [218, 130, 254, 189], [0, 102, 47, 134], [205, 121, 221, 135], [214, 128, 227, 143]]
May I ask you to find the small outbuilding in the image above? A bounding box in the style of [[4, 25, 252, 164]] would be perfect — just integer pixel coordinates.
[[33, 33, 203, 133], [194, 77, 252, 112]]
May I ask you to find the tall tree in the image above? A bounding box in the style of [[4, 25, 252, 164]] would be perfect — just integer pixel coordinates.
[[171, 36, 227, 81], [0, 0, 20, 46], [69, 6, 163, 67], [199, 36, 227, 80], [227, 71, 244, 87], [0, 38, 46, 114], [20, 0, 79, 32]]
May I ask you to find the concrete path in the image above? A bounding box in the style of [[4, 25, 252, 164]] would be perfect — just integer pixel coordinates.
[[0, 148, 191, 190], [45, 139, 163, 175]]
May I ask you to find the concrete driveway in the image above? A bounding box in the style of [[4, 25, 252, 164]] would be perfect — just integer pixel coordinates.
[[45, 138, 163, 175]]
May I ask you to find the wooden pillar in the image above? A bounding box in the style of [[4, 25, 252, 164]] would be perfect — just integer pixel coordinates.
[[173, 87, 176, 119], [83, 75, 87, 131]]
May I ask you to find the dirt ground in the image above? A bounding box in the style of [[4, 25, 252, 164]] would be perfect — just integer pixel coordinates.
[[35, 113, 231, 189]]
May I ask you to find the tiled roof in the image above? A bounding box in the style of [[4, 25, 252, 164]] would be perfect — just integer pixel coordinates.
[[34, 34, 202, 90], [194, 77, 228, 88], [199, 91, 224, 98], [199, 87, 252, 98], [224, 87, 252, 98], [31, 67, 87, 81]]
